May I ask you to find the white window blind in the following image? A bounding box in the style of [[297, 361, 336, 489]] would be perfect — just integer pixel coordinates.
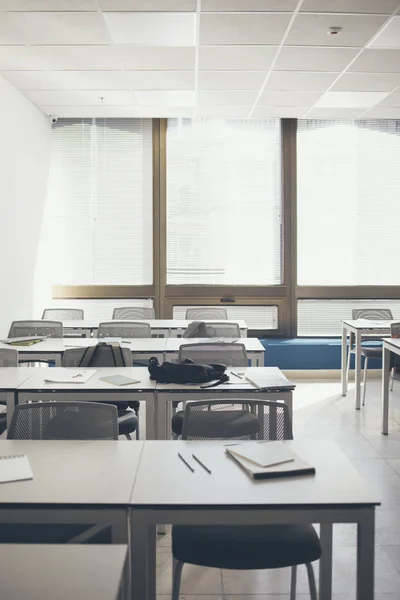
[[297, 119, 400, 285], [166, 118, 282, 285], [43, 118, 153, 285], [172, 305, 278, 330], [47, 298, 153, 321]]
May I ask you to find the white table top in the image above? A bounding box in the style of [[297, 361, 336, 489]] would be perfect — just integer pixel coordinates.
[[0, 440, 143, 505], [0, 339, 67, 354], [16, 367, 156, 392], [131, 440, 380, 508], [155, 366, 294, 392], [164, 338, 264, 352], [0, 338, 167, 354], [0, 544, 127, 600], [342, 319, 393, 330], [62, 319, 248, 330], [384, 338, 400, 352], [0, 367, 37, 390]]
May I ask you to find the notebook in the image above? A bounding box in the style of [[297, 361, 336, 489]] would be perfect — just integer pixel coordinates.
[[99, 374, 140, 386], [44, 369, 96, 384], [0, 454, 33, 484], [227, 441, 295, 468], [1, 337, 46, 346], [226, 442, 315, 480], [244, 373, 295, 391]]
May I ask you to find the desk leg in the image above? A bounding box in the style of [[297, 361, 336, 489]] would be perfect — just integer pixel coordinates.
[[357, 510, 375, 600], [5, 391, 16, 428], [145, 394, 155, 440], [156, 393, 168, 440], [319, 523, 333, 600], [130, 514, 150, 600], [382, 346, 391, 435], [341, 325, 348, 396], [355, 330, 362, 410]]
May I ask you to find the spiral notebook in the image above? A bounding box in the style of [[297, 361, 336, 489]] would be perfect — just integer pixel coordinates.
[[0, 454, 33, 483]]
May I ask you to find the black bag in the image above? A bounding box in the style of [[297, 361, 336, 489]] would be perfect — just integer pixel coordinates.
[[78, 342, 126, 367], [148, 357, 229, 387]]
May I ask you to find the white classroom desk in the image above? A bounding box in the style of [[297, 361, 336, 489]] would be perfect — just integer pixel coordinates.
[[0, 367, 37, 418], [130, 440, 379, 600], [164, 337, 265, 366], [14, 367, 157, 438], [155, 366, 294, 440], [381, 337, 400, 435], [341, 319, 392, 409], [61, 319, 248, 338], [0, 544, 128, 600]]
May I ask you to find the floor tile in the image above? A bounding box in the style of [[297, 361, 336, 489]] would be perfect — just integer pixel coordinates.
[[157, 548, 223, 595], [349, 458, 400, 482]]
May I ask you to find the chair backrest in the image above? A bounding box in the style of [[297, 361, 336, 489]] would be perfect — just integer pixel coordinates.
[[97, 321, 151, 339], [62, 344, 132, 367], [7, 401, 118, 440], [391, 322, 400, 338], [42, 308, 84, 320], [352, 308, 393, 320], [204, 322, 241, 338], [185, 307, 228, 320], [8, 320, 63, 338], [178, 342, 248, 367], [0, 348, 18, 367], [182, 399, 293, 441], [112, 306, 155, 320]]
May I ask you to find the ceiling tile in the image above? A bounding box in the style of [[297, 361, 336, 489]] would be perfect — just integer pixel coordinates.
[[252, 106, 309, 117], [196, 106, 251, 116], [104, 13, 196, 46], [301, 0, 399, 14], [0, 1, 96, 9], [376, 91, 400, 106], [199, 13, 291, 45], [332, 72, 400, 92], [40, 104, 195, 117], [201, 0, 297, 10], [26, 90, 135, 105], [3, 70, 128, 90], [125, 70, 195, 90], [316, 91, 388, 107], [349, 49, 400, 72], [0, 14, 27, 44], [135, 90, 195, 106], [198, 90, 258, 105], [305, 107, 364, 118], [369, 16, 400, 48], [100, 0, 196, 9], [362, 106, 400, 117], [259, 90, 322, 106], [266, 70, 339, 91], [0, 46, 120, 70], [115, 46, 195, 70], [286, 14, 386, 47], [7, 12, 110, 45], [199, 46, 277, 70], [275, 46, 359, 71], [198, 71, 266, 90]]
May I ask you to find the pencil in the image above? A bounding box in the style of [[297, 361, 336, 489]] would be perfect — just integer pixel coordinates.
[[231, 371, 243, 379], [192, 454, 212, 474], [178, 452, 195, 473]]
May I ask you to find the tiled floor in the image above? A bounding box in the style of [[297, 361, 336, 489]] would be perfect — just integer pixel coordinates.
[[155, 377, 400, 599]]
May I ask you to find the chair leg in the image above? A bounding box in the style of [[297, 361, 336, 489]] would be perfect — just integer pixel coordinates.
[[390, 368, 395, 392], [124, 433, 132, 440], [346, 337, 352, 386], [289, 564, 297, 600], [362, 356, 368, 406], [305, 563, 318, 600], [172, 559, 184, 600]]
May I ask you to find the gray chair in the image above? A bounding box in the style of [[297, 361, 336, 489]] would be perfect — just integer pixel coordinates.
[[347, 308, 393, 406], [42, 308, 84, 320], [97, 321, 151, 339], [112, 307, 155, 320], [0, 348, 18, 435], [7, 401, 118, 440], [8, 320, 63, 338], [204, 321, 240, 337], [62, 345, 138, 439], [185, 307, 228, 320], [172, 399, 320, 600]]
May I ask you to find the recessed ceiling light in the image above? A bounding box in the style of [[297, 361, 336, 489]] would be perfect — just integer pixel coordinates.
[[327, 26, 342, 36]]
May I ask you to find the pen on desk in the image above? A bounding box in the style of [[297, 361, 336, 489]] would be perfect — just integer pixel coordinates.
[[192, 454, 212, 474], [230, 371, 243, 379], [178, 453, 195, 473], [72, 372, 84, 378]]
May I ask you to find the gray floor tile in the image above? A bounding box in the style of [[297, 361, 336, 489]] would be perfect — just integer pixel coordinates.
[[157, 548, 223, 595], [349, 458, 400, 482]]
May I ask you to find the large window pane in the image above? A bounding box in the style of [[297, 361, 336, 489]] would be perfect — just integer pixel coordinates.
[[166, 118, 282, 285], [172, 305, 278, 330], [297, 120, 400, 285]]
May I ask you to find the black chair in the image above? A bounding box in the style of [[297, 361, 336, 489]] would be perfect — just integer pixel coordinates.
[[62, 345, 138, 439], [0, 348, 18, 436], [172, 399, 320, 600]]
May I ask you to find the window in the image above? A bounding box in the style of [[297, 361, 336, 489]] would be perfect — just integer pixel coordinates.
[[172, 305, 278, 330], [297, 120, 400, 285], [166, 118, 282, 285], [40, 118, 153, 286]]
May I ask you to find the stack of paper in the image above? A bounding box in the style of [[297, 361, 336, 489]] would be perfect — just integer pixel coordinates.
[[44, 369, 96, 384], [244, 373, 295, 391], [1, 337, 45, 346], [226, 441, 315, 480], [0, 454, 33, 483]]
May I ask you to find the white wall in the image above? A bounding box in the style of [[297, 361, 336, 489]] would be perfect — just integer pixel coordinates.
[[0, 75, 51, 336]]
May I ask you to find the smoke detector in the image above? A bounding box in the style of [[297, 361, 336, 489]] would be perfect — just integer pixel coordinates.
[[328, 26, 342, 35]]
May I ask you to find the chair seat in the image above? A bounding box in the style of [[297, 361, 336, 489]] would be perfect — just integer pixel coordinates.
[[360, 347, 383, 359], [172, 524, 321, 570], [118, 411, 138, 436], [171, 408, 260, 437], [0, 414, 6, 436]]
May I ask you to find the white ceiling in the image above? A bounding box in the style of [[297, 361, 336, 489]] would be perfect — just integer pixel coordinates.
[[0, 0, 400, 119]]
